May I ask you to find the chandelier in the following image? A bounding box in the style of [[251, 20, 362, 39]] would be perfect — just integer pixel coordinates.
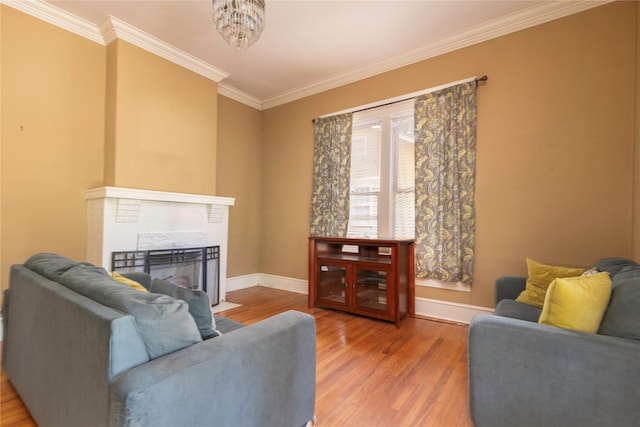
[[212, 0, 266, 51]]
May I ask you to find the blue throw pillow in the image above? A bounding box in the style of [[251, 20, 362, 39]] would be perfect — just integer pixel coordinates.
[[150, 278, 217, 339]]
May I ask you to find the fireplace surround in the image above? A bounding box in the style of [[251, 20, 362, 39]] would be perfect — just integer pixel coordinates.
[[85, 187, 234, 303]]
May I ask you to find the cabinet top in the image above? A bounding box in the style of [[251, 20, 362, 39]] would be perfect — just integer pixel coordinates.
[[309, 236, 414, 245]]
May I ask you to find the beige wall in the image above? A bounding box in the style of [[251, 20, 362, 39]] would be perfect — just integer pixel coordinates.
[[106, 40, 219, 195], [261, 1, 638, 307], [1, 2, 638, 311], [0, 6, 106, 291], [216, 96, 262, 277], [634, 1, 640, 260], [0, 6, 221, 298]]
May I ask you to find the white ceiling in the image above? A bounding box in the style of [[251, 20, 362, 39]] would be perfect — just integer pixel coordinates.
[[42, 0, 607, 108]]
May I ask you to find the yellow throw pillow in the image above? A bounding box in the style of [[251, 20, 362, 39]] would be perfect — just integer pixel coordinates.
[[515, 258, 585, 308], [539, 272, 612, 333], [112, 271, 148, 292]]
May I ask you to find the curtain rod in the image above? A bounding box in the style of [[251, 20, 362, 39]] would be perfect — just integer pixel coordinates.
[[312, 75, 487, 123]]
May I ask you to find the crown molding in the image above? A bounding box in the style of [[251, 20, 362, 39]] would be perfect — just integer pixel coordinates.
[[217, 83, 263, 110], [1, 0, 103, 43], [99, 16, 229, 82], [260, 0, 614, 110], [2, 0, 229, 83], [3, 0, 614, 110]]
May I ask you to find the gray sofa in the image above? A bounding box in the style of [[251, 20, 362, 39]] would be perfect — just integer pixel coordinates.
[[468, 257, 640, 427], [2, 253, 316, 427]]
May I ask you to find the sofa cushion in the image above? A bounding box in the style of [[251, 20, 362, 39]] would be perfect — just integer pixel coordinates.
[[539, 272, 612, 333], [24, 253, 82, 281], [149, 278, 217, 339], [515, 258, 585, 308], [599, 269, 640, 340], [494, 299, 541, 322], [595, 257, 639, 278], [610, 265, 640, 289], [112, 271, 149, 292], [59, 265, 202, 359]]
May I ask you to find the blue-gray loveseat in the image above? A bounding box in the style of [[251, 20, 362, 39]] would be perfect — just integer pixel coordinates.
[[2, 253, 316, 427], [468, 258, 640, 427]]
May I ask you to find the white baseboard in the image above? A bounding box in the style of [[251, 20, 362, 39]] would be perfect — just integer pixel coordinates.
[[225, 273, 261, 293], [414, 297, 493, 324], [226, 273, 307, 295], [257, 273, 308, 294], [225, 274, 493, 325]]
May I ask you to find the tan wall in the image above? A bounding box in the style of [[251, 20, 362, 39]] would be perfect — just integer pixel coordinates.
[[634, 1, 640, 260], [216, 96, 262, 277], [107, 40, 218, 195], [0, 6, 106, 291], [261, 1, 638, 307], [0, 7, 222, 300]]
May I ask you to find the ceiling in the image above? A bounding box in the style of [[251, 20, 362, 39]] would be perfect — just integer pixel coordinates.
[[42, 1, 607, 108]]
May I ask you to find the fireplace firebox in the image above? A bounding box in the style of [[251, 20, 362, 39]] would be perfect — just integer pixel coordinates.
[[111, 246, 220, 305]]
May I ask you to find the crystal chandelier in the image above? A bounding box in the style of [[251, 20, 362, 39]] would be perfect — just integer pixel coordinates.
[[212, 0, 265, 51]]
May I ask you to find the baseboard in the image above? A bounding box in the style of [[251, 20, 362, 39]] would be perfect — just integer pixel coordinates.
[[225, 273, 261, 293], [256, 273, 308, 294], [225, 273, 307, 295], [226, 274, 493, 324], [414, 297, 493, 325]]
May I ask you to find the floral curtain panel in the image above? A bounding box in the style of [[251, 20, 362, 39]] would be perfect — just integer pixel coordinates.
[[310, 113, 353, 237], [414, 82, 477, 283]]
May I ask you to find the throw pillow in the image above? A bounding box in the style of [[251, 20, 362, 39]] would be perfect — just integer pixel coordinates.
[[112, 271, 148, 292], [539, 272, 612, 333], [515, 258, 585, 308], [150, 278, 217, 339]]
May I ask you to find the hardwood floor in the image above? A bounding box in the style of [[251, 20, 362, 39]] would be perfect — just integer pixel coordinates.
[[0, 286, 473, 426]]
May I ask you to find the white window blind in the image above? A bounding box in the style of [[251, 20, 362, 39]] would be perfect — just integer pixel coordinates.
[[347, 100, 415, 239]]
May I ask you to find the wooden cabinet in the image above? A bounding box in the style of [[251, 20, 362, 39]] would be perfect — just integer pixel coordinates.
[[308, 237, 414, 327]]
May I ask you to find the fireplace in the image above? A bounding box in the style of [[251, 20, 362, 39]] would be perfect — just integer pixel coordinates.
[[111, 246, 220, 304], [85, 187, 234, 303]]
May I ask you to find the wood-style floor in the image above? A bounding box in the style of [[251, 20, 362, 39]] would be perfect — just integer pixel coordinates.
[[0, 286, 473, 426]]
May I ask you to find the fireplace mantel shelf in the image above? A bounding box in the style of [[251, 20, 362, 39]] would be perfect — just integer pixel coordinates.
[[85, 187, 235, 206]]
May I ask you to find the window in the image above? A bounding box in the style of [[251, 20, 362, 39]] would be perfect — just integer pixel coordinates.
[[347, 100, 415, 239]]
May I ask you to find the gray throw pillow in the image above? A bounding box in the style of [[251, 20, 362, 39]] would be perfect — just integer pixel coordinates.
[[150, 278, 217, 339], [60, 265, 202, 359]]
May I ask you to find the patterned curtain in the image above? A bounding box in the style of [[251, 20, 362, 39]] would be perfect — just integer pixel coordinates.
[[310, 113, 353, 236], [414, 82, 477, 283]]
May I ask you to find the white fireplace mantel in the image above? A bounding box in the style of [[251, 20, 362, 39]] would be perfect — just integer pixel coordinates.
[[85, 186, 235, 206], [85, 186, 235, 302]]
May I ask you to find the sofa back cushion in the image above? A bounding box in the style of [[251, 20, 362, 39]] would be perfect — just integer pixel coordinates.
[[599, 266, 640, 340], [59, 265, 202, 359], [595, 257, 639, 278], [24, 253, 82, 281]]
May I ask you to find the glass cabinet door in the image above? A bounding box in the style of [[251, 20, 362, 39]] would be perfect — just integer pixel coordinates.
[[317, 264, 348, 305], [355, 269, 389, 312]]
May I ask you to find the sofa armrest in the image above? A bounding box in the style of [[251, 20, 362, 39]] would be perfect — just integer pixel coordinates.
[[495, 276, 526, 304], [109, 310, 316, 427], [468, 314, 640, 427]]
